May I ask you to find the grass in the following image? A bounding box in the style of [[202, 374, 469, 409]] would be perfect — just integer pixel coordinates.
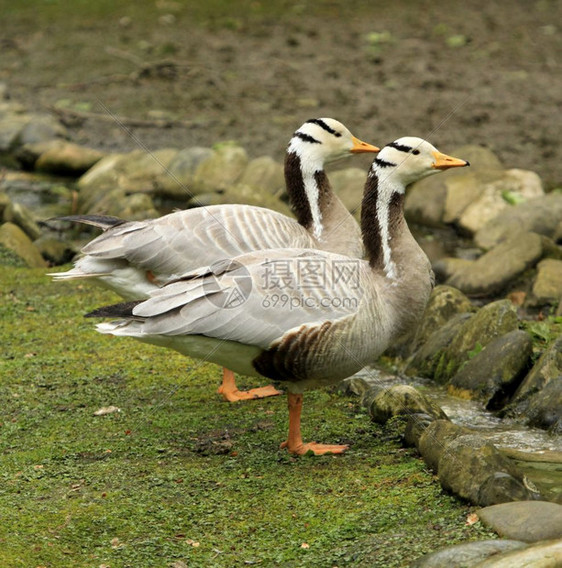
[[0, 266, 497, 567]]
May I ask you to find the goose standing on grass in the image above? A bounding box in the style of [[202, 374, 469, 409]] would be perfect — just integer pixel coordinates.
[[52, 119, 379, 401], [85, 137, 469, 455]]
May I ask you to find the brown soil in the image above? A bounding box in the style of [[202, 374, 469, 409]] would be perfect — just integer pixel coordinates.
[[2, 1, 561, 187]]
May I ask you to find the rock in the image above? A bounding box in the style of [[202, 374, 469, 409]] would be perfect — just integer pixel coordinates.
[[406, 313, 472, 379], [3, 201, 42, 240], [507, 335, 562, 433], [410, 285, 473, 353], [77, 153, 126, 192], [153, 146, 214, 199], [457, 169, 544, 235], [410, 539, 527, 568], [192, 143, 248, 193], [473, 539, 562, 568], [530, 259, 562, 307], [405, 174, 448, 227], [475, 193, 562, 249], [437, 434, 538, 505], [17, 113, 68, 145], [434, 300, 519, 383], [18, 140, 105, 175], [477, 501, 562, 543], [330, 167, 367, 217], [34, 236, 76, 265], [85, 188, 159, 221], [0, 192, 12, 218], [403, 413, 435, 447], [440, 232, 544, 296], [0, 222, 47, 267], [0, 116, 29, 152], [367, 384, 448, 424], [417, 419, 468, 472], [238, 156, 284, 195], [448, 330, 533, 409]]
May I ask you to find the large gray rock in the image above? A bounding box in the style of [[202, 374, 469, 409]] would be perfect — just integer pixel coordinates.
[[477, 501, 562, 543], [472, 539, 562, 568], [411, 285, 474, 354], [508, 335, 562, 433], [448, 330, 533, 408], [439, 232, 544, 296], [437, 434, 539, 505], [23, 140, 105, 175], [457, 169, 544, 235], [530, 259, 562, 307], [0, 116, 29, 152], [434, 300, 519, 383], [406, 313, 472, 379], [17, 113, 67, 146], [0, 222, 46, 268], [475, 193, 562, 249], [192, 143, 248, 193], [367, 384, 447, 424], [410, 539, 527, 568], [3, 201, 42, 240], [153, 146, 214, 199], [238, 155, 284, 195], [417, 419, 468, 472], [331, 167, 367, 217]]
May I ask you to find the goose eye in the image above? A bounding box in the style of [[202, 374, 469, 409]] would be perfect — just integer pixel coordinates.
[[412, 149, 420, 155]]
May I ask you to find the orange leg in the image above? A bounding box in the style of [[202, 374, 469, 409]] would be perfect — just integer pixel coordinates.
[[217, 368, 283, 402], [280, 392, 349, 456]]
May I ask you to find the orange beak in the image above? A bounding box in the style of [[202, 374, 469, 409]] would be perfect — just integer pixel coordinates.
[[351, 136, 380, 154], [431, 150, 470, 170]]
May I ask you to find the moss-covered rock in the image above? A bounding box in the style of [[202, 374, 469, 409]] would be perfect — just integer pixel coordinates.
[[0, 221, 46, 267]]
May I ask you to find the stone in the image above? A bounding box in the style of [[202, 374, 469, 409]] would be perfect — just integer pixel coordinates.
[[17, 113, 68, 146], [477, 501, 562, 543], [192, 143, 248, 193], [442, 232, 544, 296], [34, 236, 76, 266], [475, 193, 562, 249], [437, 434, 538, 505], [410, 539, 527, 568], [238, 156, 284, 195], [457, 169, 544, 235], [0, 222, 47, 268], [508, 335, 562, 432], [435, 300, 519, 383], [0, 116, 29, 152], [405, 174, 448, 227], [367, 384, 448, 424], [530, 259, 562, 307], [153, 146, 214, 198], [3, 201, 42, 240], [0, 192, 12, 218], [417, 419, 468, 472], [448, 330, 533, 409], [29, 140, 105, 175], [410, 285, 473, 354], [330, 167, 367, 217], [404, 413, 441, 448], [473, 539, 562, 568], [406, 313, 472, 379]]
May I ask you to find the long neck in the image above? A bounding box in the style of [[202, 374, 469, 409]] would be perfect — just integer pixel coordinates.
[[360, 168, 434, 338], [285, 152, 363, 257]]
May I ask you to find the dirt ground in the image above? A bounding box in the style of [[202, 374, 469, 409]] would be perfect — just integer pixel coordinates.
[[1, 0, 561, 187]]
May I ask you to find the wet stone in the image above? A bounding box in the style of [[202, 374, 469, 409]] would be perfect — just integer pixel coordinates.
[[410, 539, 527, 568], [477, 501, 562, 543]]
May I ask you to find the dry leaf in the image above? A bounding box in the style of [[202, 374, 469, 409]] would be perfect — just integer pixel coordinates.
[[301, 542, 310, 549], [466, 513, 479, 525], [94, 406, 121, 416], [186, 539, 200, 547]]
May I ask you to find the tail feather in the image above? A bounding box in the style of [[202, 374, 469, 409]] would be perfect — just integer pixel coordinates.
[[85, 300, 142, 319], [52, 215, 126, 230]]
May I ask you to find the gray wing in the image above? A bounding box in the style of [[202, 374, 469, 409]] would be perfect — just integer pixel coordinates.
[[81, 205, 315, 277]]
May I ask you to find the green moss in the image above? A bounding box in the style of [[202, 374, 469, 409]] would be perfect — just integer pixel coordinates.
[[0, 267, 496, 567]]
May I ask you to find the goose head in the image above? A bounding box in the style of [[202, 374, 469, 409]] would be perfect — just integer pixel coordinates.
[[373, 136, 469, 188], [287, 118, 379, 168]]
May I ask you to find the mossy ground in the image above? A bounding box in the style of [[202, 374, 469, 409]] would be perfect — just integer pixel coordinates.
[[1, 267, 496, 567]]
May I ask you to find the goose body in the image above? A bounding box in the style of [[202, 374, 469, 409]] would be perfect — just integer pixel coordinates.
[[53, 118, 378, 400], [87, 137, 469, 454]]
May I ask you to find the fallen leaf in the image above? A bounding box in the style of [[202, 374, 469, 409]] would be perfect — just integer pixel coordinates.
[[94, 406, 121, 416], [186, 539, 200, 547], [465, 513, 479, 525], [301, 542, 310, 549]]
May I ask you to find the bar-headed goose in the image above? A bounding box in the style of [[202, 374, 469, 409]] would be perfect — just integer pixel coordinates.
[[52, 119, 378, 402], [85, 137, 469, 455]]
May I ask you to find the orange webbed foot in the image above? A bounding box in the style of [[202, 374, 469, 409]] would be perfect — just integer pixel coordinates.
[[218, 384, 283, 402], [280, 440, 349, 456]]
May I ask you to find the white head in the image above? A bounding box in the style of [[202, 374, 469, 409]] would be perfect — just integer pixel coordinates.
[[372, 136, 469, 187], [287, 118, 379, 168]]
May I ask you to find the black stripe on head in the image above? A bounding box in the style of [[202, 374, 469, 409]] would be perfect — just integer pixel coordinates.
[[387, 141, 413, 153], [305, 118, 342, 137], [295, 131, 321, 145], [373, 157, 396, 168]]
